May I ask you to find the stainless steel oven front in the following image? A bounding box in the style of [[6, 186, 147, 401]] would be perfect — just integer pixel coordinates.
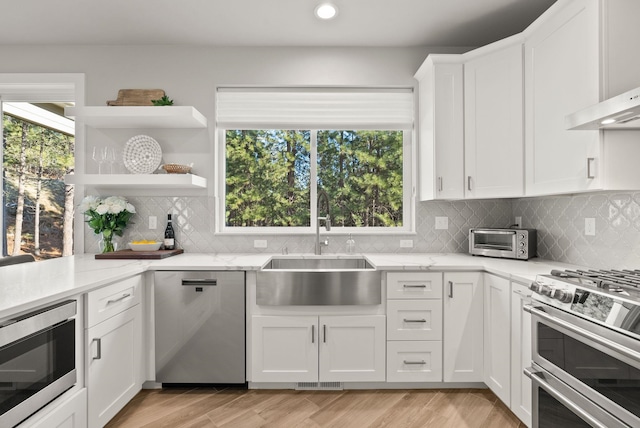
[[0, 300, 77, 427], [526, 302, 640, 428]]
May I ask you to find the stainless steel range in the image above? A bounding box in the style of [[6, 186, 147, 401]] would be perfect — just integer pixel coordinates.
[[526, 269, 640, 428]]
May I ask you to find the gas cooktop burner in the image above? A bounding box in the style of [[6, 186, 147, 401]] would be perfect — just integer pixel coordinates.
[[550, 268, 640, 292]]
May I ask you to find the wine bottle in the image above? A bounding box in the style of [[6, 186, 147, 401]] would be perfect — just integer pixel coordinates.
[[164, 214, 175, 250]]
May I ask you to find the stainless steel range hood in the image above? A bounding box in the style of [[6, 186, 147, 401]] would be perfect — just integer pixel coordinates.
[[565, 86, 640, 130]]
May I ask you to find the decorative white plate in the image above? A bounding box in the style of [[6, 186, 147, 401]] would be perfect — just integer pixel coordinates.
[[123, 135, 162, 174]]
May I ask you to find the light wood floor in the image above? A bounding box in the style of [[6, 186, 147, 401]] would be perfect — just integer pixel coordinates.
[[106, 387, 526, 428]]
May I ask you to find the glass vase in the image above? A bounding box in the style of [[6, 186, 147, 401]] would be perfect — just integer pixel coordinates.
[[98, 231, 118, 253]]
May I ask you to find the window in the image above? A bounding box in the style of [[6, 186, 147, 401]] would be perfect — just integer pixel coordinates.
[[0, 74, 80, 259], [217, 88, 414, 234]]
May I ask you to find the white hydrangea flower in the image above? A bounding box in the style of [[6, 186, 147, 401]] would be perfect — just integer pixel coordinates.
[[95, 204, 109, 215], [126, 203, 136, 213], [103, 196, 127, 214], [79, 195, 100, 213]]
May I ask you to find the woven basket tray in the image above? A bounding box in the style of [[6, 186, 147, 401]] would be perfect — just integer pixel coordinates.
[[162, 163, 192, 174]]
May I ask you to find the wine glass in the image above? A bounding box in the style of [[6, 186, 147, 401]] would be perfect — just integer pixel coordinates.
[[105, 147, 117, 174], [92, 146, 107, 174]]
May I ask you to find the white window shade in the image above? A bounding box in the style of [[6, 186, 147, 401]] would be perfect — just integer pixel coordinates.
[[217, 88, 414, 130]]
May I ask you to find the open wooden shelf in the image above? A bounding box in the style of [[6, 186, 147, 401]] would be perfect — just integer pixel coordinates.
[[64, 173, 207, 189]]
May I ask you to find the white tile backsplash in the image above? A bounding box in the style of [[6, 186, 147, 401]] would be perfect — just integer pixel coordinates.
[[85, 191, 640, 269]]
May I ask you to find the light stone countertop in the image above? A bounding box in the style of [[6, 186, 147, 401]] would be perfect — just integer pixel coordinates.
[[0, 252, 581, 320]]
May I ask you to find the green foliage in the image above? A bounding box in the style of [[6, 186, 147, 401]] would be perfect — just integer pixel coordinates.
[[225, 129, 403, 228], [151, 95, 174, 106]]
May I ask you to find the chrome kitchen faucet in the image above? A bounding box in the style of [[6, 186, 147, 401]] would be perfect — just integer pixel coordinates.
[[316, 190, 331, 255]]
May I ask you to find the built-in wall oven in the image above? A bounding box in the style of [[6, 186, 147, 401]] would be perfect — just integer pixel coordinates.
[[0, 300, 77, 427], [526, 270, 640, 428]]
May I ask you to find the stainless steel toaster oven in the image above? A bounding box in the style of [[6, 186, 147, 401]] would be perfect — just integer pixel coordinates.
[[469, 228, 537, 260]]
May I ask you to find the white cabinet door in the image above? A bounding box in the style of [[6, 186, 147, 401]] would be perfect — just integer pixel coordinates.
[[87, 305, 142, 428], [511, 282, 533, 427], [250, 316, 318, 383], [464, 39, 524, 199], [415, 55, 464, 200], [483, 274, 511, 406], [319, 315, 386, 382], [524, 0, 601, 195], [24, 389, 87, 428], [443, 272, 484, 382]]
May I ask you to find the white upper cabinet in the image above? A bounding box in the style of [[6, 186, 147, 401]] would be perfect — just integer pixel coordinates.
[[523, 0, 640, 195], [415, 55, 464, 200], [524, 0, 601, 195], [464, 36, 524, 199]]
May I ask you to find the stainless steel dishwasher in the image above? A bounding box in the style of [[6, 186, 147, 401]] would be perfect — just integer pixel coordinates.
[[154, 271, 245, 385]]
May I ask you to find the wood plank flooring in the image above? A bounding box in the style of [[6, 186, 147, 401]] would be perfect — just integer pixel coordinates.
[[106, 388, 526, 428]]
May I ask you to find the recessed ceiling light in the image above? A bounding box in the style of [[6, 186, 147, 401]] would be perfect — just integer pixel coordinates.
[[601, 118, 616, 125], [315, 3, 338, 20]]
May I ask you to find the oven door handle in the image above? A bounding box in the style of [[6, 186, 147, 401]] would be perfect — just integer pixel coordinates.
[[526, 305, 640, 364], [528, 368, 610, 428]]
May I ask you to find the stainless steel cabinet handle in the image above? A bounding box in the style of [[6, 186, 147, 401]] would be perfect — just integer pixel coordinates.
[[311, 325, 315, 344], [467, 176, 472, 191], [92, 338, 102, 360], [448, 281, 454, 298], [323, 324, 327, 343], [403, 284, 427, 288], [403, 360, 426, 365], [437, 176, 443, 192], [587, 157, 595, 179], [107, 293, 131, 304], [182, 279, 217, 286], [403, 318, 427, 323]]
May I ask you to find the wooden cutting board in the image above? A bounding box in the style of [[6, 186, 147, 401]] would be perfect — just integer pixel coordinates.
[[106, 89, 166, 106], [95, 249, 184, 259]]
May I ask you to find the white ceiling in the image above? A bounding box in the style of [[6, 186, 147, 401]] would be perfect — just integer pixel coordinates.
[[1, 0, 557, 47]]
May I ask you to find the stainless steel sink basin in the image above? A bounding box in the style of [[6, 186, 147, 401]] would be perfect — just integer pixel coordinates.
[[257, 256, 381, 306], [263, 256, 374, 270]]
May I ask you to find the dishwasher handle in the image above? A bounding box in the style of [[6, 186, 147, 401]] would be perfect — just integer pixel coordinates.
[[181, 279, 218, 286]]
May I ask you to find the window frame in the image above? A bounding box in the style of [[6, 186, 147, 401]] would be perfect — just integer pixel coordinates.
[[215, 127, 415, 235]]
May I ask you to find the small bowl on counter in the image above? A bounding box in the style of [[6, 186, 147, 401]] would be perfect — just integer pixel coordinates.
[[129, 241, 162, 251]]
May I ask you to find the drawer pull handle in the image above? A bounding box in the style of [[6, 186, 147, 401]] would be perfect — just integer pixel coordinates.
[[448, 281, 454, 298], [311, 325, 315, 344], [438, 176, 443, 192], [403, 318, 427, 323], [403, 360, 426, 365], [403, 284, 427, 289], [182, 279, 217, 286], [92, 338, 102, 360], [107, 293, 131, 305], [323, 324, 327, 343], [587, 157, 595, 179]]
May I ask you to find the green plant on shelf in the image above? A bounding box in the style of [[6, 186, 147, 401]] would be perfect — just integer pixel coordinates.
[[151, 95, 174, 106]]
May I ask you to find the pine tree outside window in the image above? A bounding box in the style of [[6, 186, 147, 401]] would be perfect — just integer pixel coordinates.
[[216, 88, 414, 234]]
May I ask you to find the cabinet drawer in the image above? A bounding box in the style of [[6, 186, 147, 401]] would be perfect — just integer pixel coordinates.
[[387, 300, 442, 341], [86, 275, 141, 328], [387, 341, 442, 382], [386, 272, 442, 299]]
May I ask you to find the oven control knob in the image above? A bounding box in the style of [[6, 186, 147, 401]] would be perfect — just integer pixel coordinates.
[[519, 234, 526, 240], [529, 282, 550, 295], [552, 288, 574, 303]]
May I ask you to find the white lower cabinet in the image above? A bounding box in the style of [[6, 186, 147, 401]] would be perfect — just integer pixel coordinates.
[[386, 272, 443, 382], [483, 274, 511, 406], [511, 282, 533, 427], [86, 277, 143, 428], [22, 389, 87, 428], [251, 315, 385, 383], [443, 272, 484, 382]]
